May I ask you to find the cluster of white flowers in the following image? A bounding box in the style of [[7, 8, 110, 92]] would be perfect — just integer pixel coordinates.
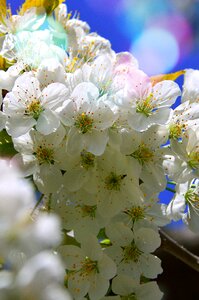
[[0, 1, 199, 299], [0, 159, 71, 300]]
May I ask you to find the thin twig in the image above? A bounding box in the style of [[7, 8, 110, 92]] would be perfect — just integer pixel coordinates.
[[30, 193, 44, 216], [47, 193, 52, 212], [159, 229, 199, 272]]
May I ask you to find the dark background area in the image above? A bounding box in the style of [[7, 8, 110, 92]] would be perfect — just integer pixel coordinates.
[[157, 227, 199, 300]]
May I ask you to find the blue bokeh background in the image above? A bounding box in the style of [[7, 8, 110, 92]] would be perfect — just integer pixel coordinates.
[[9, 0, 199, 73]]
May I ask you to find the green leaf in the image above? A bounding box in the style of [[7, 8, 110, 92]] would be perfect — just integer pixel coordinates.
[[100, 239, 111, 246], [61, 229, 80, 247], [0, 130, 17, 157], [97, 228, 107, 240]]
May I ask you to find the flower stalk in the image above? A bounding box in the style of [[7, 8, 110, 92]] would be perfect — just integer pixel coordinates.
[[159, 229, 199, 272]]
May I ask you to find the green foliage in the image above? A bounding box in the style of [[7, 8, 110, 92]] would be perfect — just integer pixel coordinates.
[[0, 130, 17, 157]]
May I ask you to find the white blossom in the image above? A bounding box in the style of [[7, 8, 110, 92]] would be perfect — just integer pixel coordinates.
[[59, 235, 116, 300], [58, 81, 116, 155], [182, 68, 199, 103], [105, 222, 162, 280], [167, 180, 199, 233], [121, 125, 169, 195], [168, 100, 199, 139], [112, 275, 163, 300], [164, 128, 199, 183], [114, 69, 181, 131], [3, 73, 68, 137]]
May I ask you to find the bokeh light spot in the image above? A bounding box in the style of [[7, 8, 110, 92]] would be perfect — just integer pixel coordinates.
[[116, 0, 169, 39], [149, 14, 193, 58], [131, 27, 180, 75]]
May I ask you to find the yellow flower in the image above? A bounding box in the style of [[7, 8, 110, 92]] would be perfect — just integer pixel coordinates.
[[20, 0, 64, 15], [0, 56, 6, 71], [0, 0, 6, 23]]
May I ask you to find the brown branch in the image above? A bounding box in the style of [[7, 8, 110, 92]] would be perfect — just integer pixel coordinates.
[[159, 229, 199, 272]]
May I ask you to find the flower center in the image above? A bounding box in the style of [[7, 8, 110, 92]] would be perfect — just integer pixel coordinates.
[[74, 112, 93, 134], [104, 172, 126, 191], [130, 143, 154, 165], [78, 41, 97, 63], [81, 205, 97, 219], [80, 150, 95, 169], [98, 80, 112, 97], [125, 206, 145, 223], [35, 145, 54, 164], [65, 57, 83, 73], [136, 93, 154, 117], [185, 188, 199, 211], [188, 151, 199, 170], [25, 99, 43, 120], [169, 123, 184, 139], [122, 242, 142, 263], [80, 257, 99, 276]]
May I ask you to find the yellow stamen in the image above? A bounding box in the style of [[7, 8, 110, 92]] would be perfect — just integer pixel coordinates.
[[169, 123, 184, 139], [35, 145, 54, 164], [80, 257, 98, 276], [130, 143, 154, 165], [25, 99, 43, 120], [74, 112, 93, 134]]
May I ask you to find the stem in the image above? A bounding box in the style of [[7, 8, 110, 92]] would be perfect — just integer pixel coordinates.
[[31, 193, 44, 216], [159, 229, 199, 272], [47, 193, 52, 212], [167, 180, 176, 185], [166, 187, 176, 193]]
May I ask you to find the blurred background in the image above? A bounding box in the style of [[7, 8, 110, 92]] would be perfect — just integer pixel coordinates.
[[8, 0, 199, 299], [9, 0, 199, 75]]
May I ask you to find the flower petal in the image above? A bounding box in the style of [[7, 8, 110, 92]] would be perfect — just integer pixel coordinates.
[[36, 109, 60, 135]]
